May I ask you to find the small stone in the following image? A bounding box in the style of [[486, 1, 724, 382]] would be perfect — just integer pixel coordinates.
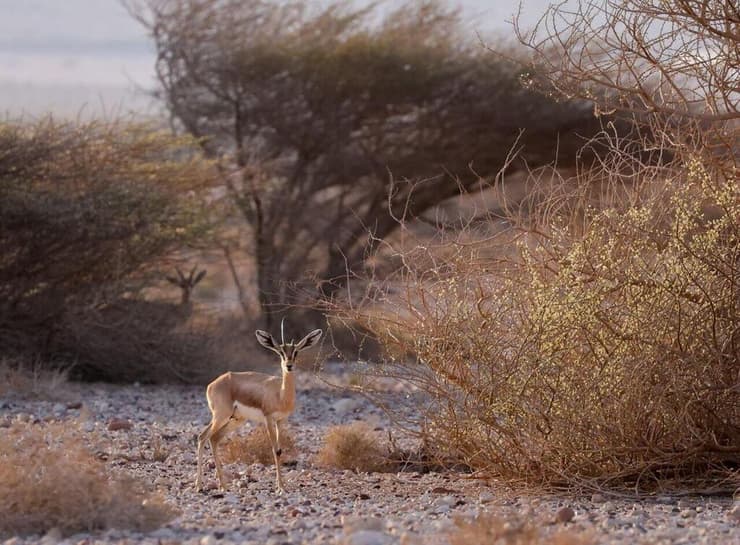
[[601, 501, 616, 513], [591, 493, 606, 503], [40, 527, 62, 545], [342, 516, 385, 534], [727, 505, 740, 523], [343, 530, 392, 545], [555, 506, 575, 524], [430, 486, 456, 494], [332, 398, 363, 414], [479, 491, 495, 504], [680, 509, 694, 519], [107, 417, 133, 431], [66, 401, 83, 410], [200, 536, 218, 545]]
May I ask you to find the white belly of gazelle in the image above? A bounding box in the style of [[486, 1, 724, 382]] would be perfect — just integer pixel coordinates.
[[233, 401, 265, 423]]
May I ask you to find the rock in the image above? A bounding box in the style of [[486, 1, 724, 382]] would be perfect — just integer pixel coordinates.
[[479, 490, 496, 504], [343, 530, 393, 545], [200, 535, 219, 545], [66, 401, 83, 410], [430, 486, 456, 494], [107, 417, 133, 431], [40, 527, 63, 545], [590, 493, 606, 503], [81, 421, 95, 433], [150, 528, 176, 539], [343, 516, 385, 534], [437, 495, 456, 507], [555, 506, 575, 524], [727, 505, 740, 523], [332, 398, 363, 414]]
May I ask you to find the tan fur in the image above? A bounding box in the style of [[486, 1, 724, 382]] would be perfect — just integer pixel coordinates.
[[195, 328, 321, 494]]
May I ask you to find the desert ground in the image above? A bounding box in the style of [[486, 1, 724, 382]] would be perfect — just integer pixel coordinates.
[[1, 363, 738, 545]]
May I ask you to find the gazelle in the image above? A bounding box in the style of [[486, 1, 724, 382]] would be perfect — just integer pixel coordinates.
[[166, 266, 206, 307], [195, 325, 322, 494]]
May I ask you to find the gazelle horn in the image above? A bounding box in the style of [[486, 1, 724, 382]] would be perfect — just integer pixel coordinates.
[[280, 317, 286, 345]]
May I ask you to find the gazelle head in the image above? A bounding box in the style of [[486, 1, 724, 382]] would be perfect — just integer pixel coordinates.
[[166, 265, 207, 305], [255, 325, 323, 373]]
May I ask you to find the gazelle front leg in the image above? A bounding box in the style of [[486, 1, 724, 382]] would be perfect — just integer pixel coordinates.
[[264, 416, 285, 494]]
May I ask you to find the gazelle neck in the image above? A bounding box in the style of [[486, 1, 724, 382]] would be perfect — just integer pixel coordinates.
[[280, 367, 296, 408]]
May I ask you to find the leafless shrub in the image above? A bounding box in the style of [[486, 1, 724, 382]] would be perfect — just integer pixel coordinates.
[[334, 161, 740, 491], [316, 422, 394, 473], [0, 421, 176, 537], [221, 424, 297, 466], [326, 0, 739, 492]]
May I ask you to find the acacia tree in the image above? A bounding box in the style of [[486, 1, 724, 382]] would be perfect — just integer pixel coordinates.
[[128, 0, 601, 327]]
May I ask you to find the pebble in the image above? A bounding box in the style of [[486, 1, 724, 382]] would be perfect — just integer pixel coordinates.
[[343, 530, 393, 545], [107, 417, 133, 431], [478, 491, 495, 504], [555, 506, 576, 523]]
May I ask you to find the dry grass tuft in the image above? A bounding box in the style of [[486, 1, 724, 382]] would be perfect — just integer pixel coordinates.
[[445, 513, 592, 545], [0, 358, 72, 401], [0, 421, 176, 537], [316, 422, 394, 473], [221, 424, 297, 465]]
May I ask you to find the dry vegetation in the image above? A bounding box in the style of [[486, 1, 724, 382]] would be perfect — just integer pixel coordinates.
[[0, 358, 71, 401], [221, 424, 298, 466], [0, 118, 233, 382], [443, 513, 592, 545], [328, 0, 739, 492], [0, 421, 175, 537], [316, 422, 394, 473]]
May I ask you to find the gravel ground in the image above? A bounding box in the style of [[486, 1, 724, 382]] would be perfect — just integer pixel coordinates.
[[2, 364, 738, 545]]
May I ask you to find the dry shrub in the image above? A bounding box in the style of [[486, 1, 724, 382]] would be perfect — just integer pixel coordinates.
[[221, 424, 297, 465], [444, 514, 591, 545], [316, 422, 393, 473], [0, 117, 216, 382], [334, 158, 740, 491], [0, 358, 71, 401], [327, 0, 739, 492], [0, 421, 175, 537]]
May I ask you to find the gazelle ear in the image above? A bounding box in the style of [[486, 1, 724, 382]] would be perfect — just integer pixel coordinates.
[[255, 330, 280, 353], [296, 329, 323, 351]]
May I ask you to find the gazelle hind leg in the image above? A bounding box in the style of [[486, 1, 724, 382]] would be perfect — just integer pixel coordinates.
[[195, 412, 233, 491], [210, 418, 243, 490], [195, 422, 213, 491]]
